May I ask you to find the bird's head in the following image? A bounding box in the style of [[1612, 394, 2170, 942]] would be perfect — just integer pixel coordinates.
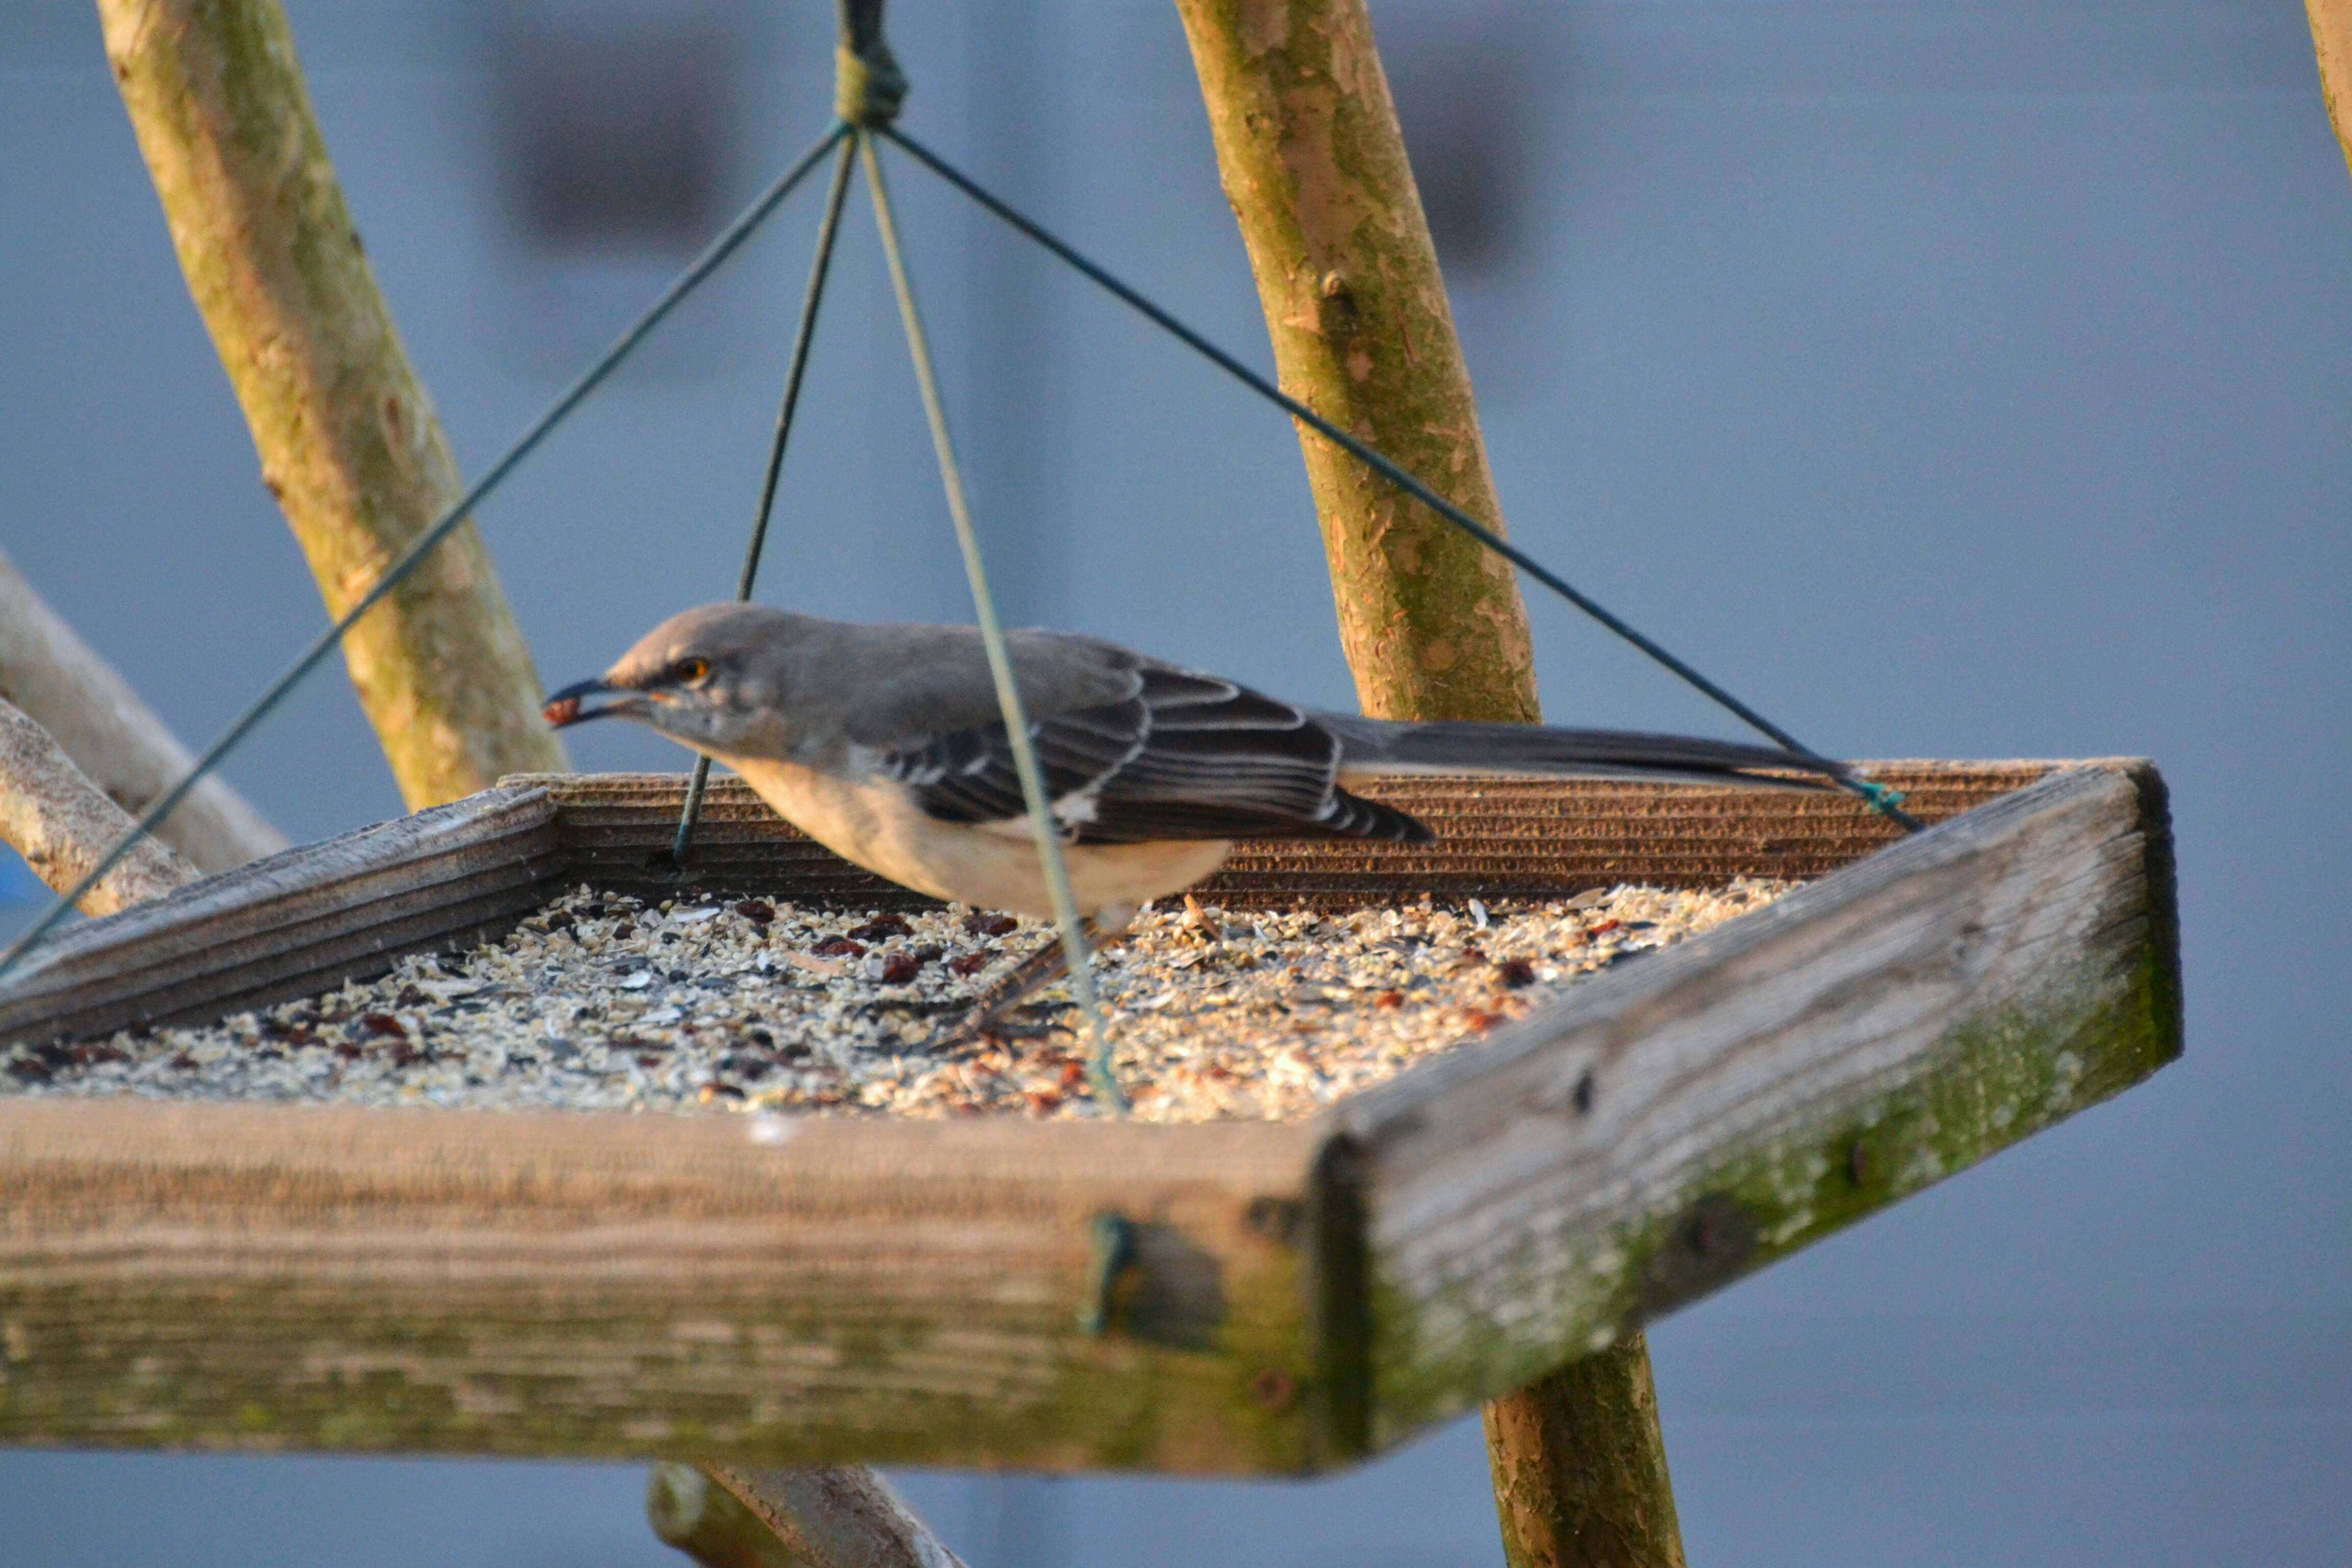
[[543, 603, 797, 759]]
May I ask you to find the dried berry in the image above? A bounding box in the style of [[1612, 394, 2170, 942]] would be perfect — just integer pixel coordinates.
[[732, 899, 773, 926], [948, 952, 992, 977], [873, 952, 922, 985], [361, 1013, 406, 1039], [847, 913, 914, 942], [811, 937, 865, 958], [1496, 958, 1538, 989], [963, 912, 1019, 938]]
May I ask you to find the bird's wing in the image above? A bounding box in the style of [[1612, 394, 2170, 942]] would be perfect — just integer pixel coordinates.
[[867, 664, 1429, 844]]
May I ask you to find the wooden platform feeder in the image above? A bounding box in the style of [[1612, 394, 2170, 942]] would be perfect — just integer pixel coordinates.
[[0, 760, 2178, 1474]]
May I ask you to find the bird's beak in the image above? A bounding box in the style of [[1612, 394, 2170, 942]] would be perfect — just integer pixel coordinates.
[[542, 677, 628, 728]]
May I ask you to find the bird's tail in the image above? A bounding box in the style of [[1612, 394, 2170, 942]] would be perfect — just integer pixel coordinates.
[[1317, 715, 1848, 790]]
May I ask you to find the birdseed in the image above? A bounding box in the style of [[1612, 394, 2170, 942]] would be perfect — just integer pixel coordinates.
[[1, 880, 1796, 1123]]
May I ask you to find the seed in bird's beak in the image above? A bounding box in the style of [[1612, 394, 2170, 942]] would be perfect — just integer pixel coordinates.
[[542, 695, 582, 726]]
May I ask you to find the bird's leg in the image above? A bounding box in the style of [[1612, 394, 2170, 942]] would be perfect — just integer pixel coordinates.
[[933, 906, 1137, 1050]]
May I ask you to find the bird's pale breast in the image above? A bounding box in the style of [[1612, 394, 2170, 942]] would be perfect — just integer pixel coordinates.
[[725, 757, 1232, 918]]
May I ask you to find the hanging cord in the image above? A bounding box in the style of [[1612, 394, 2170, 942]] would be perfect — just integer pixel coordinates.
[[671, 135, 861, 868], [879, 127, 1920, 833], [0, 123, 851, 986], [862, 131, 1128, 1113]]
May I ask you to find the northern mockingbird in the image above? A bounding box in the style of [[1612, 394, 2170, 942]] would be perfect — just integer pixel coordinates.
[[544, 604, 1845, 1029]]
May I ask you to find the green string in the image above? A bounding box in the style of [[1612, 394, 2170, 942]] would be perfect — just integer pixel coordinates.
[[0, 122, 851, 987], [672, 133, 861, 868], [0, 8, 1927, 1001], [880, 125, 1924, 835], [861, 130, 1128, 1115]]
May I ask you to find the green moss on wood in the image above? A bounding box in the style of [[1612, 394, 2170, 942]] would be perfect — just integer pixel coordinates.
[[0, 1208, 1326, 1474], [1483, 1334, 1685, 1568], [1366, 948, 2181, 1439]]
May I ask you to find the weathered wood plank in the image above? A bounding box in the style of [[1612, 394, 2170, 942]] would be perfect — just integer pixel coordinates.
[[1329, 764, 2180, 1443], [0, 786, 560, 1043], [514, 764, 2052, 909], [0, 761, 2179, 1474], [0, 1102, 1332, 1473]]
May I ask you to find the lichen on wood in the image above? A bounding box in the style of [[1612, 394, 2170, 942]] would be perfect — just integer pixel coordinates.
[[96, 0, 564, 809], [1342, 767, 2182, 1440], [1483, 1335, 1685, 1568], [1170, 0, 1539, 725]]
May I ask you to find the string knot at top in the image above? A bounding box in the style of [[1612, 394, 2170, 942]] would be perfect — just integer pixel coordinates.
[[1848, 777, 1911, 819], [835, 0, 906, 126]]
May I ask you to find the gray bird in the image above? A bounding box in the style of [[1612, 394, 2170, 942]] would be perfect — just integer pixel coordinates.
[[544, 604, 1846, 943]]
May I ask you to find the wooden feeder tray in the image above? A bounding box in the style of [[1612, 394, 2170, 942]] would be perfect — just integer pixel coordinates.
[[0, 761, 2178, 1473]]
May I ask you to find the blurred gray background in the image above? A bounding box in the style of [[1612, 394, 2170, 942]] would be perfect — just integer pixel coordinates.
[[3, 1, 2347, 1563]]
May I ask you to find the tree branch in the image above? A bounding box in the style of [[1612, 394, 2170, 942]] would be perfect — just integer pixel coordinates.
[[96, 0, 566, 810], [0, 697, 198, 917], [650, 1463, 968, 1568], [2309, 2, 2352, 184], [1170, 0, 1540, 723], [0, 548, 285, 873]]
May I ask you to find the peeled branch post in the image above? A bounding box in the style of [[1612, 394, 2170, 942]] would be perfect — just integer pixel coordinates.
[[649, 1463, 968, 1568], [2307, 1, 2352, 183], [1484, 1336, 1687, 1568], [97, 0, 565, 810], [1173, 2, 1681, 1560], [0, 698, 198, 916], [0, 547, 286, 873], [1170, 0, 1539, 724]]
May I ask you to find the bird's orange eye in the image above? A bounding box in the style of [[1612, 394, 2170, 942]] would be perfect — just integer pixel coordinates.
[[674, 657, 711, 686]]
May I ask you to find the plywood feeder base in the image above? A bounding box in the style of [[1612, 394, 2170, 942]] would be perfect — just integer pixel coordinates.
[[0, 762, 2179, 1473]]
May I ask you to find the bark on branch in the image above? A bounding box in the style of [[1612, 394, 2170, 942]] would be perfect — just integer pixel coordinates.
[[0, 698, 198, 917], [2308, 2, 2352, 184], [0, 548, 285, 873], [1171, 0, 1540, 723], [1483, 1335, 1688, 1568], [649, 1462, 968, 1568], [96, 0, 566, 810]]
